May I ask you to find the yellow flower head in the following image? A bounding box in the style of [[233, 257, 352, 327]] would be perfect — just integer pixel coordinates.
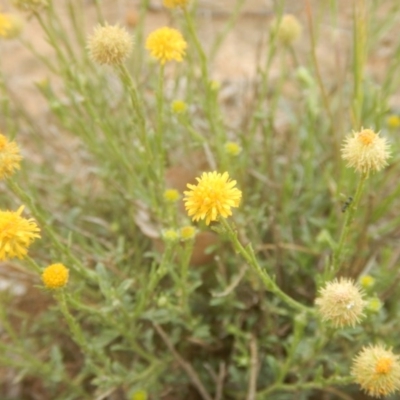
[[352, 344, 400, 398], [12, 0, 47, 12], [387, 115, 400, 130], [0, 134, 22, 179], [87, 23, 133, 66], [0, 205, 40, 260], [146, 27, 187, 65], [42, 263, 69, 289], [360, 275, 375, 290], [209, 80, 220, 91], [271, 14, 302, 46], [171, 100, 188, 114], [0, 13, 24, 39], [367, 297, 383, 313], [131, 390, 148, 400], [163, 0, 188, 9], [162, 228, 179, 243], [224, 141, 242, 156], [341, 128, 391, 175], [180, 225, 196, 241], [0, 13, 12, 37], [315, 277, 366, 328], [183, 171, 242, 225], [163, 188, 180, 202]]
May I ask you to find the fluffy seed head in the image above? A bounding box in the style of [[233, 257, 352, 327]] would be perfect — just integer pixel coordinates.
[[271, 14, 302, 45], [315, 277, 366, 328], [163, 0, 189, 9], [42, 263, 69, 289], [88, 23, 133, 65], [0, 205, 40, 260], [146, 27, 187, 65], [0, 134, 22, 179], [341, 128, 391, 175], [184, 171, 242, 225], [352, 344, 400, 398]]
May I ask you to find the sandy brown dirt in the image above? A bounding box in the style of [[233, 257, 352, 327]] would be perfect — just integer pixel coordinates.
[[0, 0, 358, 118]]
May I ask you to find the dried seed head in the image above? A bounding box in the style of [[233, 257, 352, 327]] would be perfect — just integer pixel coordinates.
[[315, 277, 366, 328], [341, 128, 391, 175], [271, 14, 302, 46], [88, 23, 133, 66], [352, 344, 400, 398]]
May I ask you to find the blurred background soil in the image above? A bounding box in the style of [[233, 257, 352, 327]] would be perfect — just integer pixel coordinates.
[[0, 0, 359, 118]]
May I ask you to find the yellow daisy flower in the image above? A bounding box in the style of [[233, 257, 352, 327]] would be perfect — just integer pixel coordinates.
[[0, 205, 40, 260], [0, 134, 22, 179], [184, 171, 242, 225], [42, 263, 69, 289], [146, 27, 187, 65], [163, 0, 188, 9]]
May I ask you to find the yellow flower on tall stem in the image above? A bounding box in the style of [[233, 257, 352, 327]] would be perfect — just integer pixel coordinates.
[[0, 205, 40, 260], [145, 27, 187, 65], [0, 133, 22, 179], [184, 171, 242, 225], [163, 0, 188, 9], [42, 263, 69, 289], [352, 345, 400, 398]]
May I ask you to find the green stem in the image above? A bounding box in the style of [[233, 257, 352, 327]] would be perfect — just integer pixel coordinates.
[[183, 8, 208, 81], [7, 180, 95, 281], [179, 238, 195, 315], [56, 291, 86, 349], [220, 219, 313, 314], [156, 65, 166, 176], [26, 255, 42, 274], [256, 375, 353, 398], [329, 172, 368, 279]]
